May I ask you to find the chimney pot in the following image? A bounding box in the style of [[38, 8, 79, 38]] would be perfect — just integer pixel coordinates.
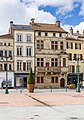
[[56, 21, 60, 27]]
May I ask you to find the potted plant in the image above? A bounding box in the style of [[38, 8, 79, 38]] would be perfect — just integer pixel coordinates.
[[67, 84, 76, 89], [27, 68, 35, 93]]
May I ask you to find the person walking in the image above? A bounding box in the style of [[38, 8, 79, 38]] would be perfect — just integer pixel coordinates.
[[1, 82, 3, 89]]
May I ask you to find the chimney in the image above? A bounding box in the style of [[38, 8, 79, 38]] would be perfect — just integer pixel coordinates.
[[56, 21, 60, 27], [31, 18, 35, 24], [77, 30, 79, 34], [10, 21, 13, 35], [70, 27, 73, 35]]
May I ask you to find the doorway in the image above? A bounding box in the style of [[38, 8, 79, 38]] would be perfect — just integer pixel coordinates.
[[60, 78, 65, 88], [23, 77, 27, 87]]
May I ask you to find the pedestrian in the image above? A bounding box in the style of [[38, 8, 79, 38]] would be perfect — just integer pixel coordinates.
[[1, 82, 3, 89]]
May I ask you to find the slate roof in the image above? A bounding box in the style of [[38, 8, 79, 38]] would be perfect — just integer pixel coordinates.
[[13, 24, 32, 30]]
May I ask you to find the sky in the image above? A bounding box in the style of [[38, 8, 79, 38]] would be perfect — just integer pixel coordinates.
[[0, 0, 84, 35]]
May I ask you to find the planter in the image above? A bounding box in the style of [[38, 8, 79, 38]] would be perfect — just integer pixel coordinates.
[[27, 84, 35, 93], [67, 84, 76, 89]]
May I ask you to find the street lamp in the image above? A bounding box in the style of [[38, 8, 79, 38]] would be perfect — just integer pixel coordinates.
[[1, 55, 12, 94], [5, 56, 9, 94], [76, 54, 81, 92]]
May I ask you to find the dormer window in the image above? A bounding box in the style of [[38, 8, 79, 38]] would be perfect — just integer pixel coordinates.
[[53, 33, 55, 37], [59, 33, 62, 37], [38, 32, 41, 36], [45, 32, 48, 36]]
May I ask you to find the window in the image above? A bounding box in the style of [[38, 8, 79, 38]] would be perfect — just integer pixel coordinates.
[[37, 77, 44, 83], [17, 61, 22, 71], [68, 66, 72, 73], [76, 65, 80, 73], [38, 32, 41, 36], [5, 50, 7, 57], [0, 50, 3, 56], [53, 33, 55, 37], [4, 64, 7, 71], [17, 34, 22, 42], [23, 62, 26, 71], [67, 42, 73, 49], [26, 47, 31, 56], [51, 41, 58, 50], [8, 43, 10, 46], [45, 32, 48, 36], [68, 53, 72, 60], [0, 64, 3, 70], [60, 41, 63, 50], [9, 64, 12, 70], [9, 50, 12, 57], [26, 35, 32, 43], [75, 43, 81, 49], [37, 58, 44, 67], [17, 47, 22, 56], [0, 42, 3, 46], [4, 43, 6, 46], [73, 54, 82, 60], [37, 40, 44, 49], [51, 77, 58, 83], [51, 58, 58, 67], [63, 58, 66, 67], [59, 33, 62, 37], [26, 61, 31, 71]]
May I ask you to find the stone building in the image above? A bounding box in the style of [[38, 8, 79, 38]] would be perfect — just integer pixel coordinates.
[[30, 18, 68, 88]]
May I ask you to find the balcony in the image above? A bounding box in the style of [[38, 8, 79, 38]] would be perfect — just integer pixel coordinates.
[[36, 66, 61, 74], [36, 67, 46, 73], [61, 67, 68, 73]]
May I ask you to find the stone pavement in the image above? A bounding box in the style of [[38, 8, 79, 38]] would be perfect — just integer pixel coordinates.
[[0, 89, 84, 120]]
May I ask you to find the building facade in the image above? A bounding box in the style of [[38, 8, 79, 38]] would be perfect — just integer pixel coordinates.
[[9, 22, 34, 87], [30, 18, 68, 88], [66, 28, 84, 85], [0, 34, 14, 88]]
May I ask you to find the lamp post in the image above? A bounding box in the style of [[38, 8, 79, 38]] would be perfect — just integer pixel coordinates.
[[5, 56, 9, 94], [76, 55, 81, 92]]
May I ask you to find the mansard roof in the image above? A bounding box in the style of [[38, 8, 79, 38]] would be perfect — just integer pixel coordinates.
[[13, 24, 32, 30]]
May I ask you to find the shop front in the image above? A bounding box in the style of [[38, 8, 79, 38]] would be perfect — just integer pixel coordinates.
[[14, 73, 29, 88]]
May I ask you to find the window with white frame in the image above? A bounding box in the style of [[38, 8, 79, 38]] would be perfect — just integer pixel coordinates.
[[9, 64, 12, 70], [17, 34, 22, 42], [26, 47, 32, 56], [17, 47, 22, 56], [9, 50, 12, 57], [26, 34, 32, 43], [37, 40, 44, 49], [17, 61, 22, 71], [26, 61, 31, 71], [0, 50, 3, 56], [75, 43, 81, 49]]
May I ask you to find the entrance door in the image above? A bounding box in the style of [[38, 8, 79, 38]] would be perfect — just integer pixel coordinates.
[[46, 62, 49, 67], [60, 78, 65, 88], [23, 77, 27, 87]]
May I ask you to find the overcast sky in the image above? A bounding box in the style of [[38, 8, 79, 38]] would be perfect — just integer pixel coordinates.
[[0, 0, 84, 34]]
